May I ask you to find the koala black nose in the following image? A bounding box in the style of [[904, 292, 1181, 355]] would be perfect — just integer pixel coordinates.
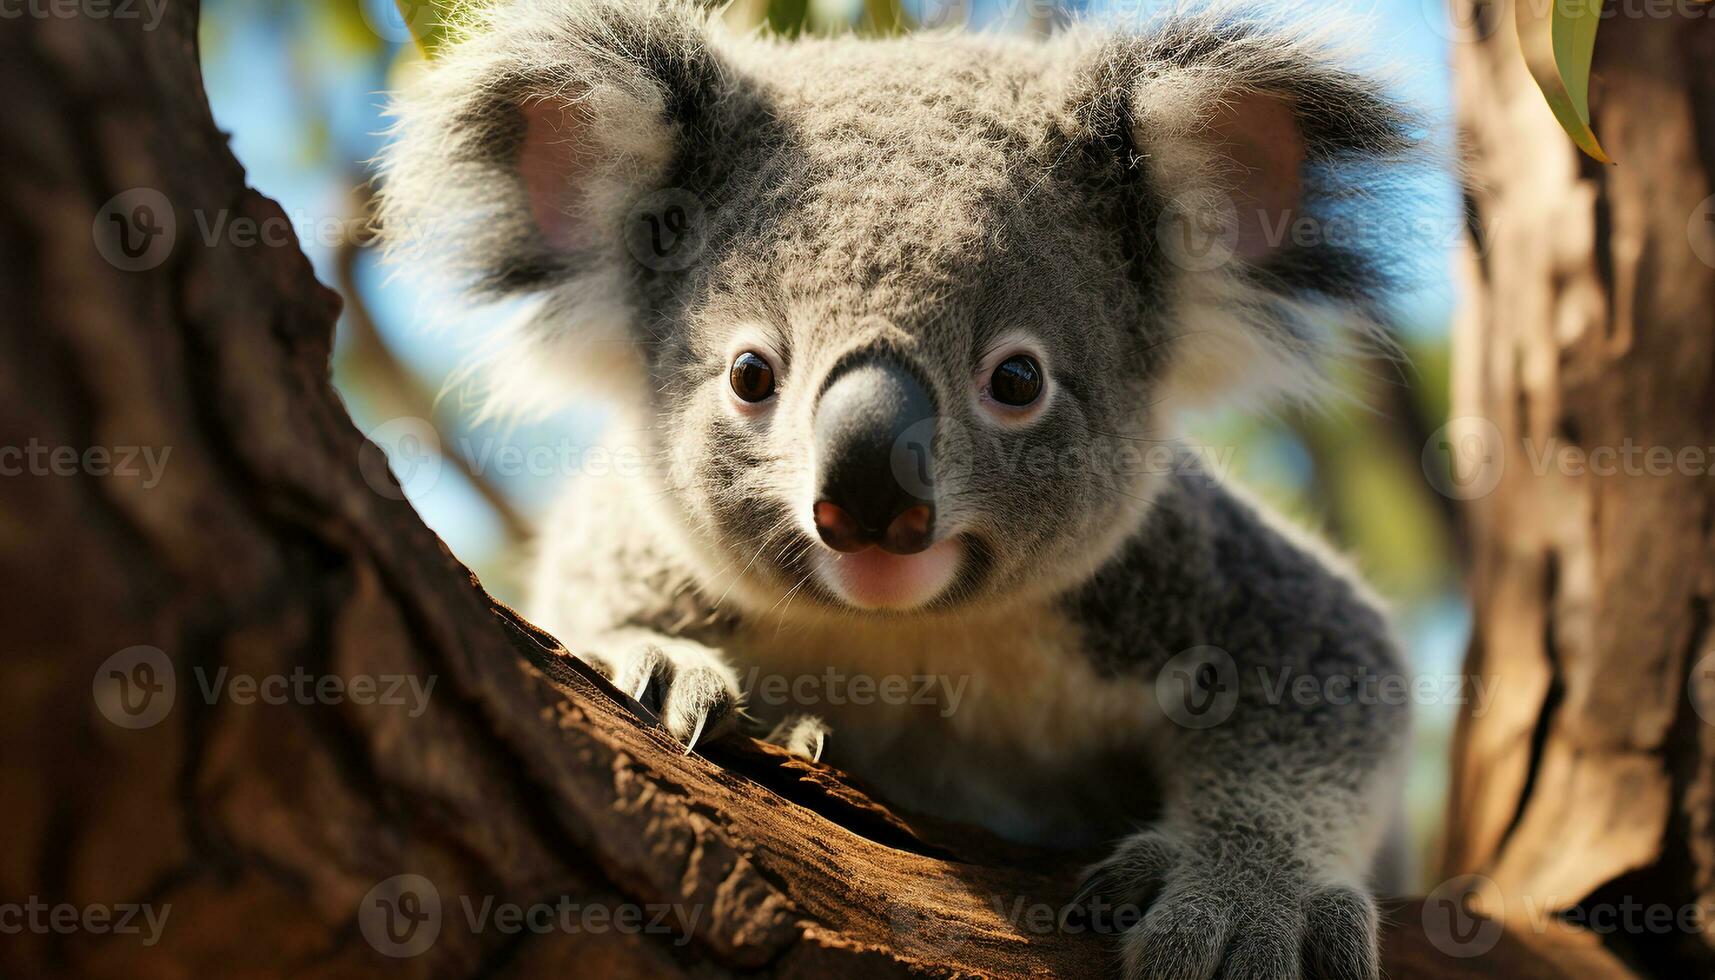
[[812, 357, 937, 555]]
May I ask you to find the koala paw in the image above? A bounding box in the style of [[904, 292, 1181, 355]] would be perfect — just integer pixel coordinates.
[[762, 714, 830, 761], [1069, 829, 1379, 980], [584, 639, 740, 754]]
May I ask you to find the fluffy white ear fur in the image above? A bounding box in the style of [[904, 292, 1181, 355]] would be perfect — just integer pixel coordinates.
[[1137, 98, 1420, 413], [514, 86, 680, 256], [1141, 85, 1328, 413], [374, 1, 698, 419]]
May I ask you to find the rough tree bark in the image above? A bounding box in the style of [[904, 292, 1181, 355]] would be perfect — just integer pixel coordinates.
[[1443, 1, 1715, 976], [0, 2, 1639, 977]]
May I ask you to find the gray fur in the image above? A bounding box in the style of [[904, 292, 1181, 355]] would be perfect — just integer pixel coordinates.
[[378, 3, 1431, 977]]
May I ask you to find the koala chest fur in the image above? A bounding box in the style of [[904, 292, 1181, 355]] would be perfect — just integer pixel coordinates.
[[728, 608, 1164, 847]]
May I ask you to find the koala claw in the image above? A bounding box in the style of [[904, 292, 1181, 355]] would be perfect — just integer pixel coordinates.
[[583, 639, 740, 754], [1069, 829, 1379, 980], [763, 714, 831, 762], [683, 712, 708, 755]]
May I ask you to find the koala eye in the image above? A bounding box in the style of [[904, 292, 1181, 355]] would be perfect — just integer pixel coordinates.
[[989, 354, 1043, 407], [730, 351, 776, 403]]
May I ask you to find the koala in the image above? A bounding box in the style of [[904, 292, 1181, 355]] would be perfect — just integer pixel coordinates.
[[378, 2, 1432, 977]]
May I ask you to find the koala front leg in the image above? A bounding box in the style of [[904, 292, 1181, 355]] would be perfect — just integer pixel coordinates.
[[577, 628, 742, 753], [1076, 649, 1407, 980], [576, 630, 834, 761]]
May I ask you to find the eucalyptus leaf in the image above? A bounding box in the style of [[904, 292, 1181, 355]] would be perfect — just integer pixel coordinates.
[[1517, 0, 1612, 163]]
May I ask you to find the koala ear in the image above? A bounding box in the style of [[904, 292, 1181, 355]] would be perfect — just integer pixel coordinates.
[[1202, 90, 1306, 262], [375, 0, 721, 294], [1089, 12, 1435, 408], [516, 98, 607, 253], [373, 0, 725, 417]]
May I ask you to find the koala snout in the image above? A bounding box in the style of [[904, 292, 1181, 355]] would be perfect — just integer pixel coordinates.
[[812, 357, 937, 555]]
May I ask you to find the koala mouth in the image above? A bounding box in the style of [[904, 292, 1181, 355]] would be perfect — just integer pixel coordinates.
[[813, 537, 964, 612]]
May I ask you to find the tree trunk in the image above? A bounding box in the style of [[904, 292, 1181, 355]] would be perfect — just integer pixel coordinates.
[[1443, 1, 1715, 975], [0, 3, 1642, 977]]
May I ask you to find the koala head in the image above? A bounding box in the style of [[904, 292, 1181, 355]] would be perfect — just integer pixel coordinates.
[[378, 0, 1428, 620]]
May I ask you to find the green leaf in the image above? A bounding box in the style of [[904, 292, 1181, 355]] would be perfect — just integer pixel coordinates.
[[1518, 0, 1612, 164]]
